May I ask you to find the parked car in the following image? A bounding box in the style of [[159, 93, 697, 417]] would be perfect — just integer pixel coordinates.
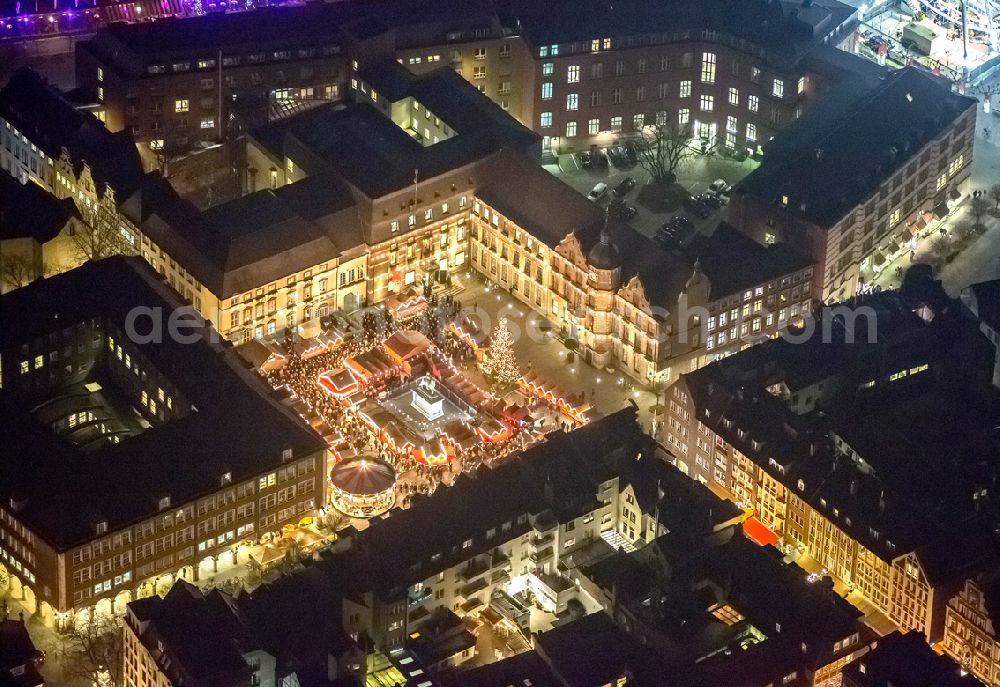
[[590, 149, 609, 168], [608, 145, 629, 167], [699, 192, 724, 209], [683, 195, 712, 218], [708, 179, 731, 195], [655, 230, 681, 248], [623, 142, 639, 164], [617, 203, 637, 220], [587, 182, 609, 201], [667, 215, 693, 232], [614, 176, 636, 197], [579, 151, 592, 168]]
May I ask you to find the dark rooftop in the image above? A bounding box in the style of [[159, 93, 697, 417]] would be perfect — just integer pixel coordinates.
[[0, 619, 42, 687], [962, 279, 1000, 334], [0, 68, 143, 201], [0, 173, 78, 243], [737, 67, 975, 228], [535, 612, 664, 687], [124, 171, 362, 299], [678, 275, 1000, 567], [514, 0, 856, 67], [85, 0, 504, 64], [127, 582, 251, 686], [0, 257, 326, 550], [686, 223, 812, 301], [251, 63, 539, 198], [841, 631, 985, 687], [439, 651, 559, 687]]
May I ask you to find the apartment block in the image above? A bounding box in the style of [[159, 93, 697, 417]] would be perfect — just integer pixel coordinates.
[[0, 257, 327, 622], [662, 271, 1000, 644], [73, 0, 860, 156], [730, 67, 976, 303], [512, 0, 857, 153]]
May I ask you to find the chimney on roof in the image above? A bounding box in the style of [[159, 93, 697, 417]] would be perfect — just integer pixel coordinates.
[[849, 479, 858, 496], [9, 495, 27, 513], [878, 490, 886, 513]]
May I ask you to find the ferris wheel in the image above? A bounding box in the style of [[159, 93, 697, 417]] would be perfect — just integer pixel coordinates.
[[911, 0, 1000, 54]]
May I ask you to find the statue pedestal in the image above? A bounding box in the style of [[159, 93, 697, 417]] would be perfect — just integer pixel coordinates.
[[413, 378, 444, 420]]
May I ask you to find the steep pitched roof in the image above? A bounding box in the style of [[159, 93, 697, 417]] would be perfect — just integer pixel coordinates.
[[0, 174, 78, 243]]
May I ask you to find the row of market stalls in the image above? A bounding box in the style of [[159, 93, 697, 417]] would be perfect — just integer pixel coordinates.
[[517, 371, 595, 429], [315, 330, 519, 467]]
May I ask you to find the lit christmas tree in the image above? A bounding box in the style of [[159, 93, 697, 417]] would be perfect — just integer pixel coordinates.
[[484, 318, 520, 390]]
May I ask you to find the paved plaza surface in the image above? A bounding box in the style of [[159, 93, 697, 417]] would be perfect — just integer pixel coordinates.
[[454, 271, 661, 433]]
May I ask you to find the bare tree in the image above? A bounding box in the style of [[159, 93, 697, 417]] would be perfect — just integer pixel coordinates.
[[636, 122, 695, 183], [0, 254, 37, 291], [989, 183, 1000, 211], [63, 613, 123, 687], [971, 195, 991, 231], [70, 222, 130, 264]]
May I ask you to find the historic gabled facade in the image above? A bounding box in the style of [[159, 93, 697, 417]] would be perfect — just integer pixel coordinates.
[[944, 577, 1000, 687]]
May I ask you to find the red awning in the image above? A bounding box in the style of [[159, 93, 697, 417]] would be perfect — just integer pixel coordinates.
[[742, 517, 778, 547]]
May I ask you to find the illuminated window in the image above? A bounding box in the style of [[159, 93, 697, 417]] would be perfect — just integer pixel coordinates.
[[588, 118, 600, 134], [174, 99, 189, 113], [565, 121, 577, 137], [679, 80, 691, 98], [540, 112, 552, 128], [567, 65, 580, 83], [772, 79, 784, 98], [699, 94, 713, 112], [678, 108, 690, 126], [728, 87, 739, 105], [566, 93, 578, 110], [541, 82, 552, 99], [700, 52, 716, 83]]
